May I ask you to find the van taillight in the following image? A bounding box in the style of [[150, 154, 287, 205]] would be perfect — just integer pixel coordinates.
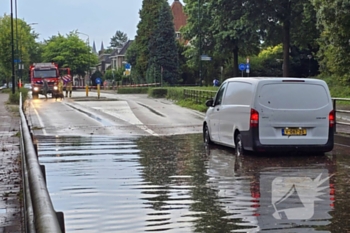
[[250, 109, 259, 127], [329, 110, 335, 127]]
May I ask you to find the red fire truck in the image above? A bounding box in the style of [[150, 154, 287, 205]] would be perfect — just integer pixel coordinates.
[[30, 63, 71, 99]]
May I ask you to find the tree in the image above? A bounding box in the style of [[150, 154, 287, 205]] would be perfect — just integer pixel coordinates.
[[182, 0, 213, 82], [125, 41, 138, 68], [133, 0, 164, 79], [110, 30, 128, 48], [148, 1, 179, 84], [246, 0, 317, 77], [42, 31, 99, 77], [103, 67, 125, 81], [312, 0, 350, 83], [0, 15, 39, 83], [208, 0, 260, 77], [176, 41, 196, 85]]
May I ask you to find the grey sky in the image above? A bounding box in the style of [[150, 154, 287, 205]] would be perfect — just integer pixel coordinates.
[[1, 0, 182, 48]]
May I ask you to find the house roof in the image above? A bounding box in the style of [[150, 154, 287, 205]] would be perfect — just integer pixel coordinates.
[[171, 0, 187, 32], [109, 40, 134, 58], [119, 40, 133, 55]]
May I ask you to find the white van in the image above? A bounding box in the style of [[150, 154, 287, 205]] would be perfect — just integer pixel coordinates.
[[203, 77, 335, 155]]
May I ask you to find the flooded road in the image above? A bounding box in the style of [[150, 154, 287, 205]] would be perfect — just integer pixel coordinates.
[[36, 133, 350, 233]]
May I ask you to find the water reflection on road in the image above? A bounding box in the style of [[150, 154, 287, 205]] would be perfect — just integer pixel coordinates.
[[36, 134, 350, 233]]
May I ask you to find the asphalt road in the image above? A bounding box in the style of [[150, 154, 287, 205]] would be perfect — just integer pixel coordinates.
[[26, 91, 204, 137]]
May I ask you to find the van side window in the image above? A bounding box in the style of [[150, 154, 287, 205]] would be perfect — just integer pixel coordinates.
[[214, 82, 227, 106], [223, 81, 253, 105]]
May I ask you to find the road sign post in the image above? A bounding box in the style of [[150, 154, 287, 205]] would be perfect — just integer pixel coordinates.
[[239, 63, 246, 77], [246, 57, 250, 77]]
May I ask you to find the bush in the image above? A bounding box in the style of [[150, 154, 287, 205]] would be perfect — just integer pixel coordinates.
[[117, 87, 149, 94], [148, 88, 168, 98], [8, 88, 29, 105]]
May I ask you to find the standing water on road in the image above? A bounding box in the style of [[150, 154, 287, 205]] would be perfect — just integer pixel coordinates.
[[36, 134, 350, 232]]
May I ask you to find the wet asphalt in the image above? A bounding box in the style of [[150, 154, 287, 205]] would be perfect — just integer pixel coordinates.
[[35, 134, 350, 233]]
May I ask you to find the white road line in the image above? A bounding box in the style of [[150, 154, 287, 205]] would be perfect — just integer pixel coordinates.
[[65, 102, 159, 137], [31, 102, 47, 135]]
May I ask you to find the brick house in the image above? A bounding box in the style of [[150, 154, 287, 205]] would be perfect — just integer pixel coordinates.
[[171, 0, 188, 44]]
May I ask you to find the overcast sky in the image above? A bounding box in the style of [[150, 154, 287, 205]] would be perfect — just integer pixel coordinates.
[[0, 0, 183, 49]]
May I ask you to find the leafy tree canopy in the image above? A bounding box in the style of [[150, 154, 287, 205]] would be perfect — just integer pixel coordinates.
[[42, 30, 99, 77], [0, 15, 39, 83]]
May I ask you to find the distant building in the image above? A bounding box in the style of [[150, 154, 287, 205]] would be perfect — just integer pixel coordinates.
[[95, 40, 133, 74], [171, 0, 188, 44], [110, 40, 134, 70]]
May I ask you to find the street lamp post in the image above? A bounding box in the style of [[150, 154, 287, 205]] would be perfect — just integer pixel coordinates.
[[10, 0, 15, 94], [15, 0, 19, 89], [198, 0, 202, 86], [77, 31, 91, 86]]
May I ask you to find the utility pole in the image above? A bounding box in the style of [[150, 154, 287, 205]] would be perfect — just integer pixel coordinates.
[[198, 0, 202, 86], [10, 0, 15, 94], [15, 0, 19, 89], [77, 31, 90, 86]]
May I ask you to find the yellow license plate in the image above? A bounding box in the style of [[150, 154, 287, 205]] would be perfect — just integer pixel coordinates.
[[282, 128, 307, 136]]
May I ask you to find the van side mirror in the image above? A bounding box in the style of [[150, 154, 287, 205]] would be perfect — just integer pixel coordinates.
[[205, 98, 214, 107]]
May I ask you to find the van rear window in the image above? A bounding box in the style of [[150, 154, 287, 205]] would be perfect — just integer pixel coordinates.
[[258, 83, 330, 109]]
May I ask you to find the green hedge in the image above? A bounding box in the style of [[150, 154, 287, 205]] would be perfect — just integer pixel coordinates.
[[117, 87, 149, 94], [166, 88, 184, 100], [148, 88, 168, 98]]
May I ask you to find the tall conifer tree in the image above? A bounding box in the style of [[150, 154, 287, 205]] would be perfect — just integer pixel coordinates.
[[133, 0, 164, 80], [148, 1, 179, 84]]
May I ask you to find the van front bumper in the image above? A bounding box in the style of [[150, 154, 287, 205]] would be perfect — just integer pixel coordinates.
[[241, 127, 334, 153]]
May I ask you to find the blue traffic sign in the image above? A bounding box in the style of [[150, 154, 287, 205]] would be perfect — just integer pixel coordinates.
[[14, 59, 21, 63], [124, 63, 131, 69], [239, 63, 246, 71], [95, 77, 102, 85], [246, 64, 250, 70]]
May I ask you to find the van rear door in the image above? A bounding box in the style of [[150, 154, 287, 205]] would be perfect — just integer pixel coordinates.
[[256, 80, 332, 145]]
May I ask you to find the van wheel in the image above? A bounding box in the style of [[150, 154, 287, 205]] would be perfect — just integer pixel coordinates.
[[235, 133, 244, 156], [203, 124, 213, 145]]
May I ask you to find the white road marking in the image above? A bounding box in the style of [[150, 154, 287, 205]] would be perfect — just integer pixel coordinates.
[[31, 102, 47, 135], [66, 101, 159, 137]]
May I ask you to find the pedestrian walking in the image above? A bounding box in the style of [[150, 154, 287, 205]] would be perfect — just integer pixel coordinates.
[[65, 78, 73, 98], [56, 78, 64, 101], [42, 79, 49, 99], [213, 79, 220, 87]]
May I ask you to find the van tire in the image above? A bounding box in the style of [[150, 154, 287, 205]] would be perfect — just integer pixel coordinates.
[[235, 133, 244, 156], [203, 124, 213, 145]]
